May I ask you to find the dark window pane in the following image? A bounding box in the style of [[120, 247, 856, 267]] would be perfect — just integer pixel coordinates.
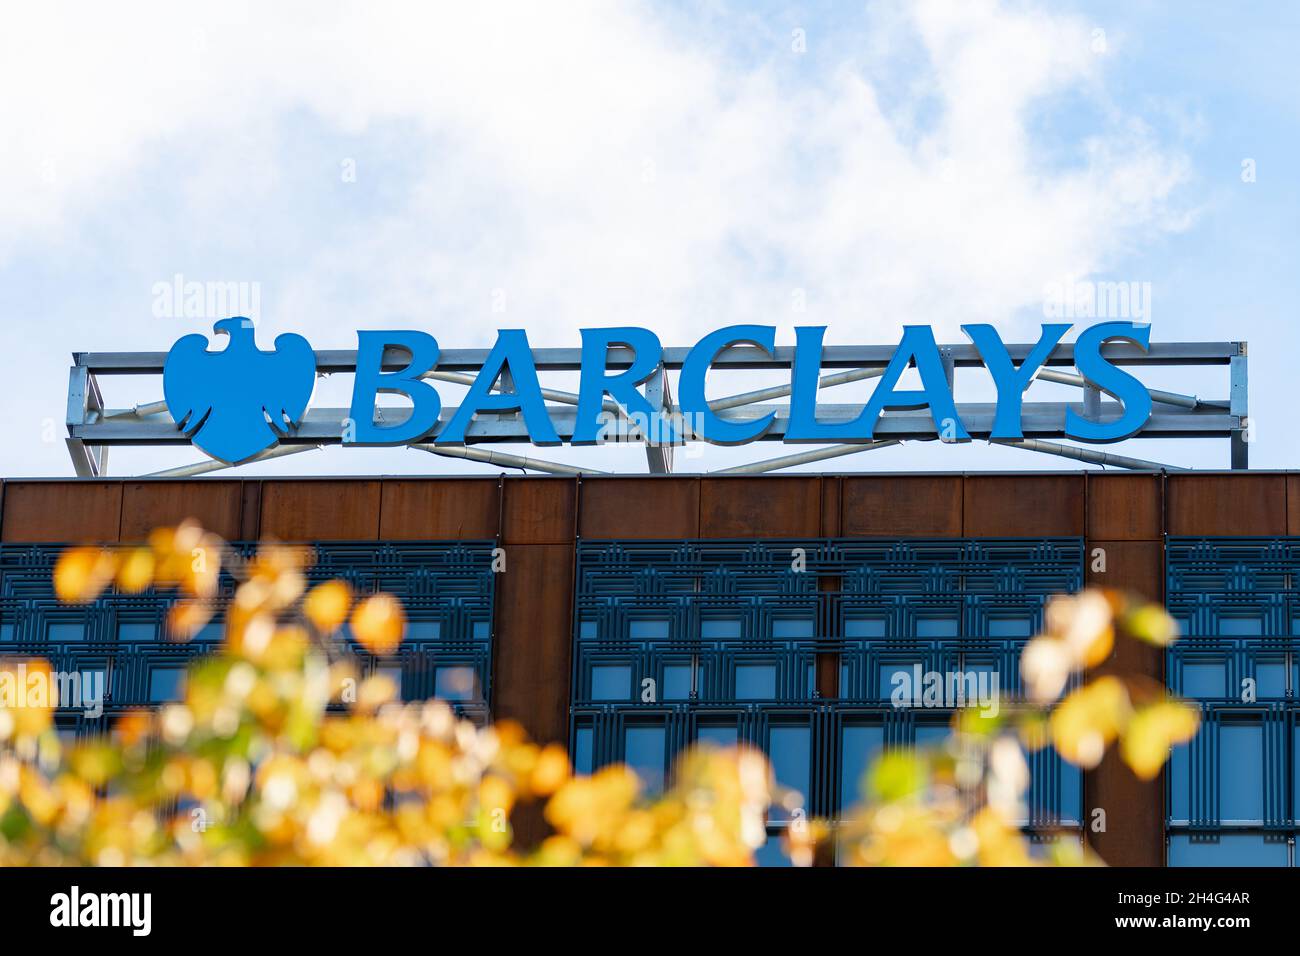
[[573, 727, 594, 775], [149, 668, 186, 703], [1221, 723, 1263, 823], [48, 623, 85, 642], [1182, 662, 1226, 699], [769, 725, 810, 801], [845, 617, 886, 638], [117, 622, 156, 642], [735, 664, 776, 700], [434, 666, 474, 701], [625, 725, 666, 794], [987, 617, 1031, 638], [840, 724, 884, 810], [696, 723, 738, 749], [377, 665, 403, 698], [1169, 834, 1288, 866], [662, 665, 692, 701], [591, 665, 631, 701]]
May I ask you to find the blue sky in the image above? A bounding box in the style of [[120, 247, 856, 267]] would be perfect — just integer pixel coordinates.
[[0, 0, 1294, 477]]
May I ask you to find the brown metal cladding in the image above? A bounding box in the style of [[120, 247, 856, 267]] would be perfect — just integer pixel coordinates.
[[379, 479, 499, 540], [1082, 539, 1164, 867], [1291, 475, 1300, 536], [963, 474, 1084, 536], [258, 480, 381, 541], [579, 477, 700, 539], [698, 476, 822, 537], [501, 477, 576, 545], [0, 481, 123, 543], [841, 476, 963, 537], [119, 480, 244, 542], [1086, 473, 1162, 541], [492, 542, 575, 848], [1167, 473, 1286, 536], [239, 481, 262, 540]]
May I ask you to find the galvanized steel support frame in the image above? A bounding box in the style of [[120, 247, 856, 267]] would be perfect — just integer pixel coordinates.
[[64, 339, 1247, 477]]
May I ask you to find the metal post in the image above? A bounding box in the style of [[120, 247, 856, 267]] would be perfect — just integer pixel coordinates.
[[997, 438, 1184, 471], [144, 442, 323, 478], [712, 441, 900, 475], [1230, 347, 1249, 470], [413, 443, 610, 476]]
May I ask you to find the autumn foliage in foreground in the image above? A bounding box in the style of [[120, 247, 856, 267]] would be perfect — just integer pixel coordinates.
[[0, 523, 1196, 866]]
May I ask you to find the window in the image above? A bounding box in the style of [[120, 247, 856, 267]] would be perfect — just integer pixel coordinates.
[[48, 622, 86, 642], [662, 664, 693, 701], [624, 724, 666, 794], [0, 540, 499, 723], [735, 664, 777, 700], [117, 622, 156, 642], [408, 621, 441, 641], [591, 665, 631, 701], [149, 668, 186, 703], [839, 723, 884, 811], [377, 665, 404, 699], [570, 538, 1084, 864], [1166, 537, 1300, 866], [434, 666, 474, 701]]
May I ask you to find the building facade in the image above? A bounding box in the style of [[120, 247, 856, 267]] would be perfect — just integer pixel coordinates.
[[1, 471, 1297, 866]]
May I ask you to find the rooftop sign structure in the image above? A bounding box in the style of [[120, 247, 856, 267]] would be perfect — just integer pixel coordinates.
[[65, 321, 1248, 477]]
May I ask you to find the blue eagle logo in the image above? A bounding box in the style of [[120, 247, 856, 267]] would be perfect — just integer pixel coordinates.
[[163, 318, 316, 464]]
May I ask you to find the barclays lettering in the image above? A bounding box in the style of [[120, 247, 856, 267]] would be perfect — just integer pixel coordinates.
[[161, 320, 1154, 464]]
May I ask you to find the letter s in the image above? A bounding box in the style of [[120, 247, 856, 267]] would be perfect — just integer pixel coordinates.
[[1065, 321, 1152, 442]]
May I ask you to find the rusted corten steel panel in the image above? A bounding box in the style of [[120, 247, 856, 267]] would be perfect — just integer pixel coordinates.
[[501, 477, 575, 545], [1167, 473, 1286, 536], [819, 476, 842, 537], [698, 476, 822, 538], [493, 542, 574, 747], [963, 475, 1084, 537], [1290, 475, 1300, 536], [1083, 539, 1164, 867], [239, 481, 262, 540], [0, 481, 123, 542], [379, 479, 499, 540], [258, 480, 381, 541], [1086, 473, 1162, 541], [119, 480, 244, 542], [578, 477, 700, 540], [841, 476, 963, 537]]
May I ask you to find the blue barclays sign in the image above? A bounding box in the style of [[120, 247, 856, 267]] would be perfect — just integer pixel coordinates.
[[160, 318, 1154, 465]]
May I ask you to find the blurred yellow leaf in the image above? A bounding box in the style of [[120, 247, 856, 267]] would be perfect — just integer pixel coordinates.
[[868, 750, 928, 803], [1050, 676, 1130, 769], [1124, 605, 1180, 648], [1045, 590, 1114, 668], [54, 547, 117, 604], [350, 594, 406, 656], [303, 580, 352, 633], [167, 600, 213, 642], [531, 743, 570, 796], [1021, 637, 1073, 702], [114, 548, 156, 594], [1122, 700, 1199, 780]]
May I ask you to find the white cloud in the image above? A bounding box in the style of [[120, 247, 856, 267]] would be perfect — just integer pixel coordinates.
[[0, 0, 1195, 474]]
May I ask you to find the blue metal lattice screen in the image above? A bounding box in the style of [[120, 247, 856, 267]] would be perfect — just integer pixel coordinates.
[[570, 537, 1085, 844], [1165, 537, 1300, 866], [0, 541, 498, 732]]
